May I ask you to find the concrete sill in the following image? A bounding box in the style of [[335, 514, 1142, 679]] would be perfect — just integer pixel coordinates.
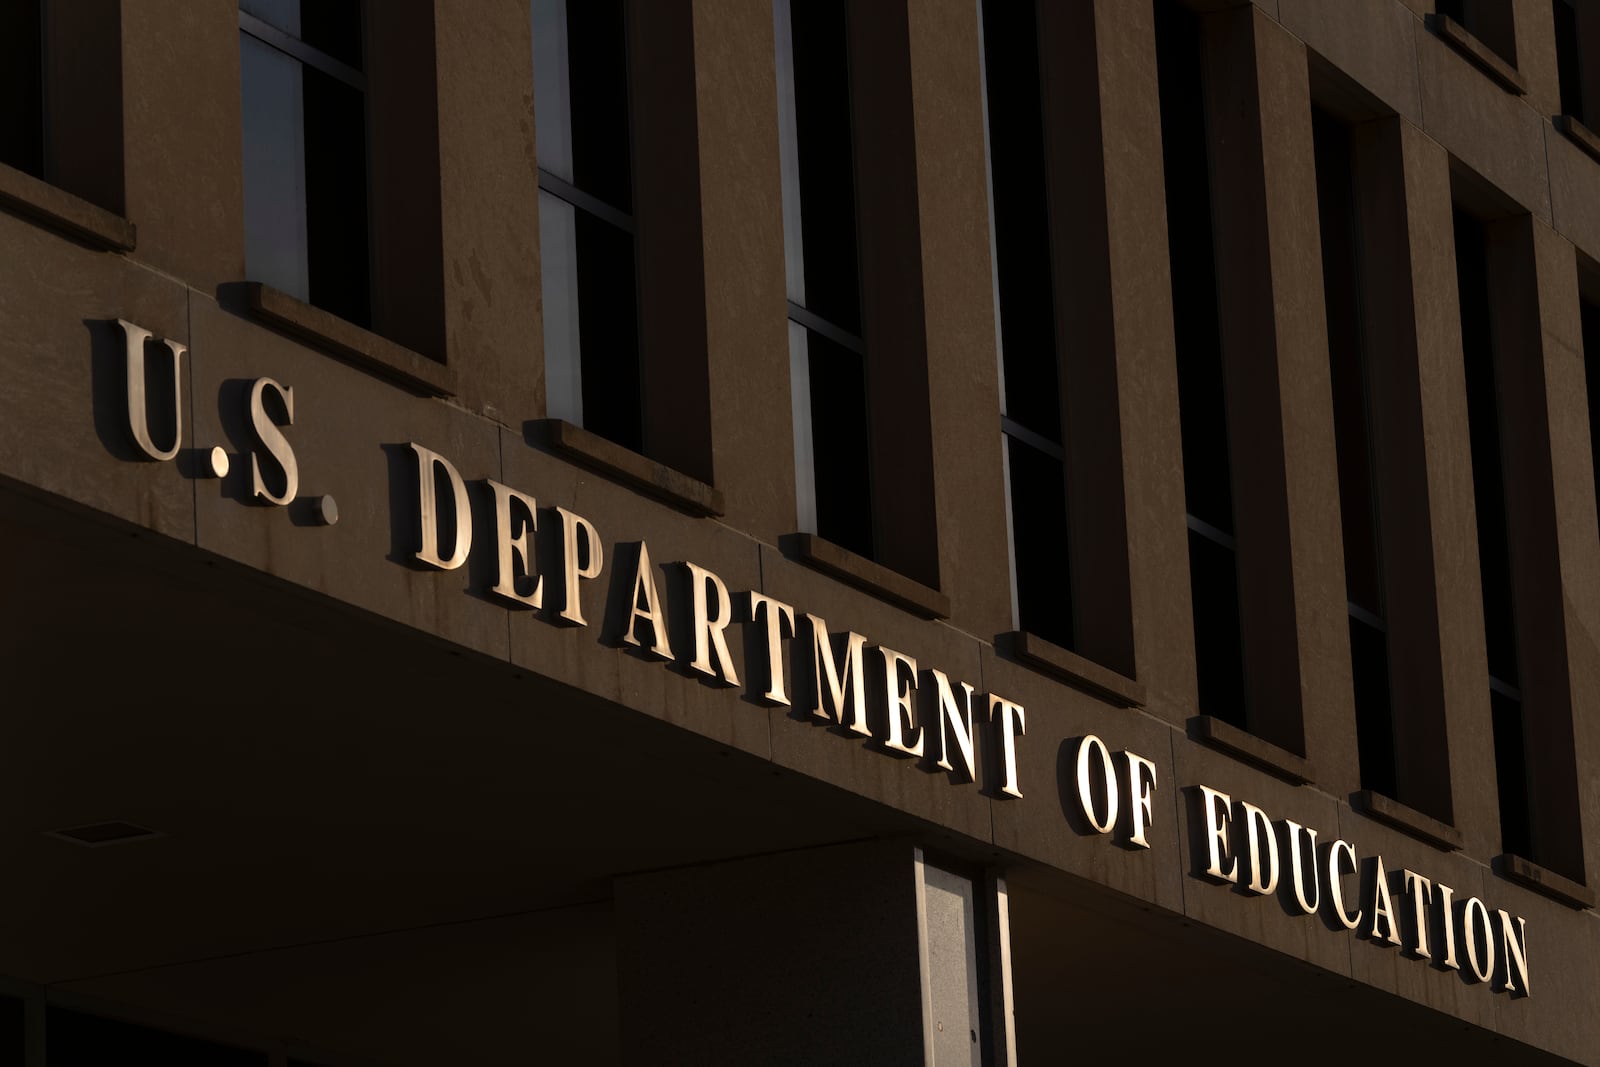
[[1351, 790, 1464, 852], [996, 631, 1145, 709], [1493, 854, 1595, 910], [531, 419, 724, 517], [237, 282, 455, 398], [1555, 114, 1600, 166], [1189, 716, 1314, 786], [782, 533, 950, 620], [0, 163, 134, 252], [1427, 14, 1527, 95]]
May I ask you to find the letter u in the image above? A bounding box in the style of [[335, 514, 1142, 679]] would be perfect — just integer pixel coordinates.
[[118, 318, 185, 462]]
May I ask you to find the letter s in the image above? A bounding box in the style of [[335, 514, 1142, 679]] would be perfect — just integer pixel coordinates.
[[248, 377, 298, 506]]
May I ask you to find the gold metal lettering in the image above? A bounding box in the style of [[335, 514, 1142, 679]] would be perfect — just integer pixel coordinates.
[[555, 506, 602, 625], [987, 695, 1026, 799], [1240, 802, 1278, 896], [743, 591, 795, 705], [805, 615, 869, 736], [1075, 735, 1118, 834], [1328, 840, 1362, 930], [248, 378, 298, 506], [879, 647, 922, 756], [621, 542, 673, 659], [1463, 897, 1495, 982], [685, 562, 738, 685], [1438, 882, 1460, 971], [1496, 909, 1529, 995], [1403, 869, 1433, 959], [929, 669, 977, 781], [488, 480, 542, 608], [1197, 786, 1237, 883], [1368, 856, 1401, 946], [118, 319, 184, 462], [1284, 821, 1320, 914], [409, 443, 471, 570], [1125, 751, 1158, 849]]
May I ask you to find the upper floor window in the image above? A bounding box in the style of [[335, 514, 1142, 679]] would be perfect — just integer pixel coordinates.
[[239, 0, 371, 327], [0, 1, 124, 217], [776, 0, 874, 560], [979, 0, 1072, 651], [1436, 0, 1517, 68], [533, 0, 644, 455], [0, 0, 44, 179]]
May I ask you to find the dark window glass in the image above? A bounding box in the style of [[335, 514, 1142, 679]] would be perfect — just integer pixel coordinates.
[[240, 2, 372, 326], [1439, 0, 1516, 67], [566, 0, 632, 214], [46, 1009, 267, 1067], [783, 0, 874, 559], [1455, 214, 1519, 688], [1313, 107, 1398, 796], [300, 0, 363, 72], [0, 0, 44, 177], [1582, 294, 1600, 535], [982, 0, 1059, 443], [1188, 529, 1247, 723], [1454, 209, 1531, 857], [1491, 688, 1533, 859], [1350, 616, 1398, 799], [1156, 0, 1246, 727], [807, 331, 874, 560], [535, 0, 643, 454], [1555, 0, 1585, 121], [302, 67, 370, 328], [1007, 436, 1073, 649], [790, 0, 862, 337], [981, 0, 1074, 649]]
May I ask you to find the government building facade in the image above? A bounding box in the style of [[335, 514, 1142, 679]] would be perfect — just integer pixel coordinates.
[[1, 0, 1598, 1063]]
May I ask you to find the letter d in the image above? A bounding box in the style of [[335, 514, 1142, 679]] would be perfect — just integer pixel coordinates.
[[410, 442, 471, 570]]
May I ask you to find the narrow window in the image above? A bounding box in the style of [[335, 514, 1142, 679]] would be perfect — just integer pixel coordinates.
[[0, 0, 44, 178], [1583, 289, 1600, 538], [239, 0, 372, 328], [1555, 0, 1586, 121], [776, 0, 874, 561], [979, 0, 1072, 650], [1312, 109, 1398, 799], [1436, 0, 1517, 68], [1155, 0, 1247, 728], [1453, 210, 1533, 860], [533, 0, 644, 455]]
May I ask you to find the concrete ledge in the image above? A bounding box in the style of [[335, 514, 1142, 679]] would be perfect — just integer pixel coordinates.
[[1555, 114, 1600, 166], [995, 631, 1145, 708], [532, 419, 724, 517], [1493, 854, 1596, 910], [236, 282, 455, 398], [1427, 14, 1527, 95], [1351, 789, 1464, 851], [0, 163, 135, 252], [1189, 715, 1314, 786], [781, 533, 950, 620]]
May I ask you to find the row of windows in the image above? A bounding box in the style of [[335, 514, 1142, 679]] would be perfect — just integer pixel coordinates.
[[0, 1, 1592, 879]]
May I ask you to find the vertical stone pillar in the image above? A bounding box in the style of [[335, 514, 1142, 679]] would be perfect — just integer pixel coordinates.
[[1350, 117, 1502, 850], [1484, 216, 1593, 884], [432, 0, 542, 425], [680, 0, 796, 540], [1033, 0, 1194, 703], [119, 0, 244, 291], [1200, 6, 1358, 786]]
